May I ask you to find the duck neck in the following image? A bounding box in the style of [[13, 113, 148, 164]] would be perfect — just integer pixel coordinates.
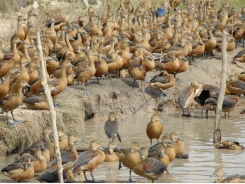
[[69, 143, 78, 158], [17, 86, 24, 99], [24, 47, 31, 61], [2, 72, 11, 85], [65, 35, 73, 52], [60, 62, 68, 81], [13, 42, 19, 62]]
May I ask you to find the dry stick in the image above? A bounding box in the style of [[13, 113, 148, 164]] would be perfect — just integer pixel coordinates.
[[80, 0, 89, 9], [36, 32, 64, 183], [213, 31, 228, 143]]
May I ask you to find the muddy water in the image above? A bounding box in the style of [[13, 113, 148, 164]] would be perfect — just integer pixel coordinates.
[[0, 102, 245, 183]]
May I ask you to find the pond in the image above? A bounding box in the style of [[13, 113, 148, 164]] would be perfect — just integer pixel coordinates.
[[0, 100, 245, 183]]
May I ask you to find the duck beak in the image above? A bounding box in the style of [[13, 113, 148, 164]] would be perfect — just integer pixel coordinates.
[[23, 17, 27, 21], [70, 64, 75, 68], [198, 41, 203, 45], [52, 88, 58, 92], [26, 84, 32, 88], [210, 172, 215, 178], [24, 162, 29, 170], [28, 45, 33, 48], [58, 136, 62, 141], [160, 151, 164, 158], [137, 148, 143, 156], [178, 137, 184, 141], [160, 120, 164, 125], [15, 70, 21, 74], [99, 147, 105, 151], [168, 140, 174, 145]]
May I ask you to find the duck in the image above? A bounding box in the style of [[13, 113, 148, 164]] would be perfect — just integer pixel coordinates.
[[103, 141, 120, 162], [148, 145, 170, 167], [0, 81, 31, 127], [211, 168, 245, 183], [94, 54, 108, 85], [214, 128, 244, 150], [104, 112, 121, 142], [170, 131, 185, 158], [233, 49, 245, 63], [72, 140, 105, 183], [178, 81, 199, 117], [50, 133, 79, 171], [133, 148, 168, 183], [119, 142, 142, 183], [23, 85, 58, 110], [0, 67, 20, 100], [146, 114, 164, 146], [1, 157, 35, 182], [149, 70, 175, 98], [75, 50, 96, 93], [128, 58, 146, 89], [226, 75, 245, 96], [45, 54, 74, 107]]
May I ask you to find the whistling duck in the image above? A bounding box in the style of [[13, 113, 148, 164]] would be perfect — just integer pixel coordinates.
[[50, 134, 79, 171], [149, 70, 175, 98], [226, 75, 245, 95], [75, 50, 96, 93], [46, 53, 59, 75], [238, 71, 245, 82], [1, 157, 35, 182], [41, 127, 55, 159], [146, 114, 164, 146], [158, 54, 180, 75], [0, 81, 31, 127], [30, 149, 48, 173], [178, 81, 199, 117], [133, 148, 168, 183], [50, 130, 68, 150], [128, 58, 146, 89], [149, 135, 176, 162], [214, 128, 244, 150], [103, 141, 120, 162], [104, 112, 121, 142], [233, 49, 245, 63], [119, 142, 143, 183], [72, 140, 105, 183], [0, 68, 20, 100], [27, 60, 40, 84], [211, 168, 245, 183], [148, 144, 170, 166], [36, 167, 74, 183], [45, 54, 74, 106], [23, 85, 58, 110], [0, 40, 22, 80], [170, 131, 185, 157], [94, 54, 109, 84], [106, 52, 124, 79], [9, 56, 30, 95]]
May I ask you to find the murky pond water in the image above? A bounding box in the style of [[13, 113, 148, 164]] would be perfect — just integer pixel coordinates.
[[0, 100, 245, 183]]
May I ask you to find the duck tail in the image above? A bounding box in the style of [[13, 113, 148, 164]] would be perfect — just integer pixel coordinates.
[[117, 132, 122, 142]]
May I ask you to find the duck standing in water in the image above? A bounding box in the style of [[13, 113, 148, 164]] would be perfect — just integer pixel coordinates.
[[104, 112, 121, 142]]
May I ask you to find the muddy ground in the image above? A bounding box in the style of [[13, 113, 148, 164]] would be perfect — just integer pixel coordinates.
[[0, 1, 245, 156]]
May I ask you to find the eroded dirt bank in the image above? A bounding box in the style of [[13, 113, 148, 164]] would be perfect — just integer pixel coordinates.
[[0, 46, 244, 156]]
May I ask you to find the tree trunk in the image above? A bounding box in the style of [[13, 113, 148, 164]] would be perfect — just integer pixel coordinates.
[[213, 31, 228, 143], [36, 32, 64, 183]]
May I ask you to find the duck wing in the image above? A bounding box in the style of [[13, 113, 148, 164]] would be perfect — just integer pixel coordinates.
[[104, 120, 118, 137], [143, 158, 167, 174]]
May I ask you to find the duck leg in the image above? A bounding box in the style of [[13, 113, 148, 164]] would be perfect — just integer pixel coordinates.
[[83, 171, 93, 183], [128, 169, 134, 183], [8, 111, 22, 127], [96, 77, 104, 86], [90, 171, 102, 183], [186, 108, 191, 117], [138, 81, 143, 93], [150, 139, 152, 146], [119, 161, 122, 170], [133, 79, 136, 88], [182, 109, 185, 117]]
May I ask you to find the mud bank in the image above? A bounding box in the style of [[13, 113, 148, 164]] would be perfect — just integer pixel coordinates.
[[0, 46, 244, 156]]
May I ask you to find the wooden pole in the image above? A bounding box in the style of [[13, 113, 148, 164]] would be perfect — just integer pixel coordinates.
[[213, 31, 228, 143], [80, 0, 89, 9], [36, 32, 64, 183]]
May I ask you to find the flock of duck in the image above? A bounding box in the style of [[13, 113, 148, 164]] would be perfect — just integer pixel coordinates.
[[0, 0, 245, 182]]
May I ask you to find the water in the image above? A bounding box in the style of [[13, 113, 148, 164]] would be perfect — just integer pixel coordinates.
[[0, 101, 245, 183]]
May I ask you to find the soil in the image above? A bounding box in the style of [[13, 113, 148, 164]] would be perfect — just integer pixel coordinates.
[[0, 1, 245, 156]]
